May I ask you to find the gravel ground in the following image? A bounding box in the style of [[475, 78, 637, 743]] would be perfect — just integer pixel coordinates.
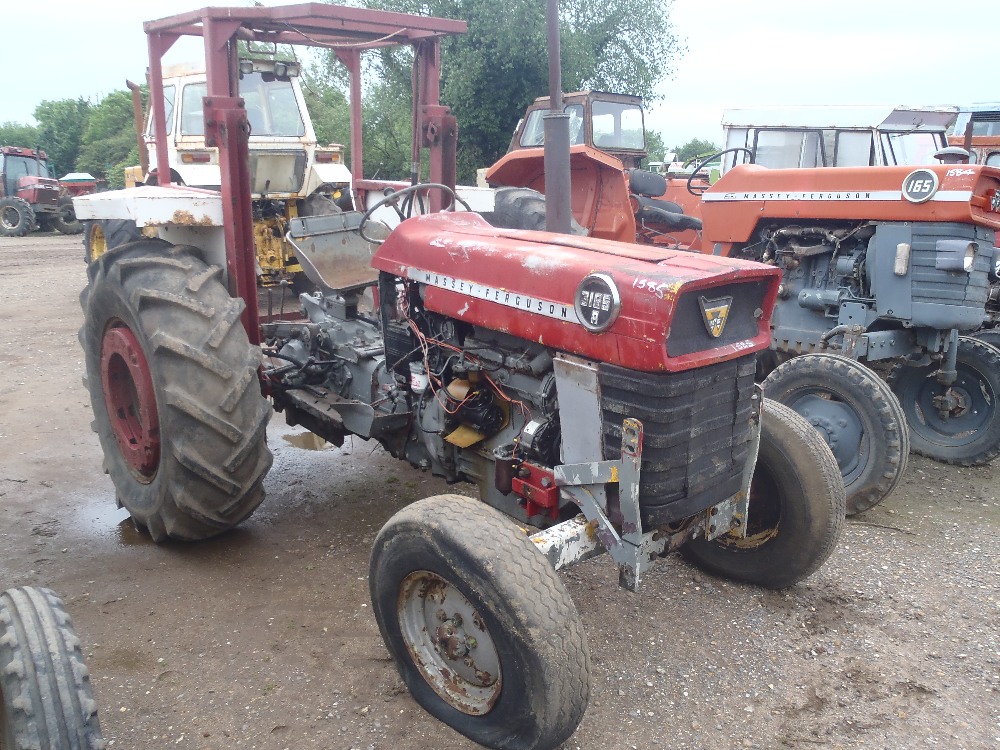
[[0, 233, 997, 750]]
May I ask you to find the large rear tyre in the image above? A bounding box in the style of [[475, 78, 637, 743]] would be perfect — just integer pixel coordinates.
[[370, 495, 590, 750], [52, 197, 83, 235], [681, 399, 846, 588], [0, 197, 36, 237], [762, 353, 908, 514], [483, 187, 587, 235], [80, 239, 273, 541], [888, 336, 1000, 465], [0, 587, 104, 750], [82, 220, 141, 263]]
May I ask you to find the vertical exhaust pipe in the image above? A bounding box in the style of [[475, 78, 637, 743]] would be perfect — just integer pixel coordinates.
[[543, 0, 572, 234]]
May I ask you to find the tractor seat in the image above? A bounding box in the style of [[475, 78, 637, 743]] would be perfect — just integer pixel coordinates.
[[633, 195, 702, 232], [626, 169, 702, 231]]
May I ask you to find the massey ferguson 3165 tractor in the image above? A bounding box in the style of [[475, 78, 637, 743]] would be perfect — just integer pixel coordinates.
[[487, 114, 1000, 516], [73, 5, 844, 748]]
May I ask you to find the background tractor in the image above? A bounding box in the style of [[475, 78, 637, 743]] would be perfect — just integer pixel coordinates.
[[72, 4, 845, 748], [487, 99, 1000, 516], [0, 146, 83, 237], [84, 58, 353, 294]]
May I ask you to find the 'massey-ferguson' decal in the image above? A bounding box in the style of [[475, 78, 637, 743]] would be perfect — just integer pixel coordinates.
[[407, 267, 581, 324], [702, 189, 973, 203]]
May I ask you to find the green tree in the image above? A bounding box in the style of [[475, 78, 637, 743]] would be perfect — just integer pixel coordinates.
[[322, 0, 683, 182], [76, 90, 142, 189], [33, 98, 91, 177], [645, 130, 668, 162], [673, 138, 721, 163], [0, 122, 41, 149]]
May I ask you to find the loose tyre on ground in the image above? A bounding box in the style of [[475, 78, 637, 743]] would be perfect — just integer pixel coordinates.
[[80, 239, 273, 541], [483, 187, 587, 235], [762, 353, 909, 515], [0, 197, 36, 238], [0, 587, 104, 750], [888, 336, 1000, 466], [681, 399, 846, 589], [369, 495, 590, 750]]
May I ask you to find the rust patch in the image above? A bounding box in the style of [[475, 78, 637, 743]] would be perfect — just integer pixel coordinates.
[[171, 210, 215, 226]]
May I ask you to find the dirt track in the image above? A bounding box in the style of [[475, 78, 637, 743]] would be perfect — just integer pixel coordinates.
[[1, 233, 998, 750]]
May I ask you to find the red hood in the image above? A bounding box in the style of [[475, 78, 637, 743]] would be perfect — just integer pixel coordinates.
[[372, 212, 781, 373]]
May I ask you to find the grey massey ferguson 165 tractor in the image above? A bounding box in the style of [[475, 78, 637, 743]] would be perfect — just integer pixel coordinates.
[[73, 5, 845, 749], [0, 587, 105, 749]]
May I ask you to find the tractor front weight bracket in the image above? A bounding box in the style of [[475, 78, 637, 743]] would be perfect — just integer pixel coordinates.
[[531, 399, 761, 592], [530, 418, 663, 592]]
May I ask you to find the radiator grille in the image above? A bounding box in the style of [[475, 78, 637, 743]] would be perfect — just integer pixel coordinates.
[[909, 223, 993, 308], [599, 353, 757, 525]]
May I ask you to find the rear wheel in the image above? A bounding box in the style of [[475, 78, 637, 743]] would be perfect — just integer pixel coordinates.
[[370, 495, 590, 750], [681, 399, 845, 588], [80, 239, 272, 541], [0, 587, 104, 749], [888, 336, 1000, 465], [0, 197, 36, 237], [762, 353, 908, 514], [52, 197, 83, 234]]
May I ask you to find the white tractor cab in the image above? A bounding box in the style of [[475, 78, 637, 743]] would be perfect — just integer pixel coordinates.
[[117, 59, 353, 287], [715, 105, 959, 174]]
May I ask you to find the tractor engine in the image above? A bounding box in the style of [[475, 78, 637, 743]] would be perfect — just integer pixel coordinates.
[[266, 211, 782, 528], [734, 220, 992, 362]]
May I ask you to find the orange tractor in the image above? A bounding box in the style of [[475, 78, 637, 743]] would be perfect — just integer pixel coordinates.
[[486, 103, 1000, 517]]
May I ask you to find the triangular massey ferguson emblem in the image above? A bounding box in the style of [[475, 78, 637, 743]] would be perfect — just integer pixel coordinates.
[[699, 295, 733, 338]]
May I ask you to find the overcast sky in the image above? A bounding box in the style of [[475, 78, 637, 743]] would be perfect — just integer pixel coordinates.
[[4, 0, 994, 149]]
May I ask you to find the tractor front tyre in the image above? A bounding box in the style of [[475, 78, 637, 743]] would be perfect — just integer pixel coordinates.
[[0, 587, 104, 750], [681, 399, 846, 589], [80, 239, 273, 541], [888, 336, 1000, 466], [484, 187, 587, 235], [53, 197, 83, 235], [370, 495, 590, 750], [83, 220, 141, 264], [762, 353, 909, 515], [0, 197, 36, 237]]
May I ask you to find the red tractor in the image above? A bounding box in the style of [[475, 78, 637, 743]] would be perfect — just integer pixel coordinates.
[[0, 146, 82, 236], [73, 5, 844, 748]]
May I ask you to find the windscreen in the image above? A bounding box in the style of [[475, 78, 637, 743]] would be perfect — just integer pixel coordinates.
[[179, 72, 306, 137]]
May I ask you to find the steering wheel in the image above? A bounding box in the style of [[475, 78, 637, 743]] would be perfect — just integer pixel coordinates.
[[359, 183, 473, 244], [686, 148, 753, 196]]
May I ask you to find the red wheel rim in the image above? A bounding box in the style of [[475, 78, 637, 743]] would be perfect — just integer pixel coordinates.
[[100, 323, 160, 480]]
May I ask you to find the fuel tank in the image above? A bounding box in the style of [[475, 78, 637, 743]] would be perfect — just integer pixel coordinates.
[[371, 212, 780, 373]]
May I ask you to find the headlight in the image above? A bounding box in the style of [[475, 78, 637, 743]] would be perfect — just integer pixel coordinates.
[[935, 240, 978, 273]]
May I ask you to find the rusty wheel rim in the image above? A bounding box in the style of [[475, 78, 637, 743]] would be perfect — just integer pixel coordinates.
[[397, 570, 502, 716], [100, 322, 160, 481]]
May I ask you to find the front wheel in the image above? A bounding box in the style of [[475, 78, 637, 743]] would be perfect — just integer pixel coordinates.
[[762, 353, 908, 515], [681, 399, 846, 588], [888, 336, 1000, 465], [0, 587, 104, 749], [370, 495, 590, 750], [80, 239, 273, 541]]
